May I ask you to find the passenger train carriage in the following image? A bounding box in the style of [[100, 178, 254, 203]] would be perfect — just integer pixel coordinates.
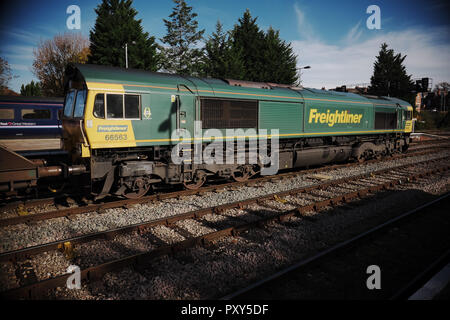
[[0, 96, 63, 139], [59, 64, 413, 199]]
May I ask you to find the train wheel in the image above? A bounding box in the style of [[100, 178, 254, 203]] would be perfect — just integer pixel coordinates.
[[123, 178, 151, 199], [232, 166, 253, 182], [183, 172, 206, 190]]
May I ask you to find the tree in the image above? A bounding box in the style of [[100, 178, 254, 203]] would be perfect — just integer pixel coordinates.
[[228, 9, 298, 84], [0, 56, 15, 92], [230, 9, 265, 82], [260, 27, 298, 84], [368, 43, 415, 103], [202, 21, 245, 79], [32, 32, 90, 96], [160, 0, 205, 75], [88, 0, 159, 71], [20, 80, 42, 96]]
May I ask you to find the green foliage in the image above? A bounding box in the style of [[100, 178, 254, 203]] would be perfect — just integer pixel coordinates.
[[88, 0, 159, 71], [216, 9, 298, 84], [369, 43, 415, 103], [20, 80, 42, 96], [415, 111, 450, 130], [160, 0, 205, 75], [202, 21, 245, 79], [230, 9, 266, 81], [260, 27, 298, 84]]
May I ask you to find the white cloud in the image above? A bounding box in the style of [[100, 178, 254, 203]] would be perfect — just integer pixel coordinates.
[[1, 44, 35, 61], [293, 3, 316, 41], [291, 4, 450, 90], [0, 28, 41, 45], [343, 20, 363, 44]]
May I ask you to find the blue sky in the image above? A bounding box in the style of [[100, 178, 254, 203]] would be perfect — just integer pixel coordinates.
[[1, 0, 449, 93]]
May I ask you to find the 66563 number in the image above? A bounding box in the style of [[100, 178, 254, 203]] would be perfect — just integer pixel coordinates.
[[105, 134, 127, 141]]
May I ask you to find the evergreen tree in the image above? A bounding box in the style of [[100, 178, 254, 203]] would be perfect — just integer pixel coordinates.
[[230, 9, 265, 82], [202, 21, 245, 79], [88, 0, 159, 71], [160, 0, 205, 75], [261, 27, 298, 84], [369, 43, 415, 102], [20, 80, 42, 96], [229, 10, 298, 84]]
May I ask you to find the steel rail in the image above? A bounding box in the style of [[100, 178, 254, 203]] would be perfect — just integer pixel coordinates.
[[0, 155, 447, 264], [220, 192, 450, 300], [1, 146, 448, 228]]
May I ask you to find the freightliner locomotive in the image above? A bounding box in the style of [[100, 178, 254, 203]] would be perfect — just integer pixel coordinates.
[[0, 64, 413, 199]]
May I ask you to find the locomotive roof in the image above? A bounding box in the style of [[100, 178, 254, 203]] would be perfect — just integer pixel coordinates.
[[67, 64, 411, 108]]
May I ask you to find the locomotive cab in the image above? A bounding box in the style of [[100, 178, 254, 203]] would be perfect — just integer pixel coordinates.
[[62, 67, 90, 161]]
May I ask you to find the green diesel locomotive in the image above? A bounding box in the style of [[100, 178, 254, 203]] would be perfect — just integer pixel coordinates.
[[0, 63, 414, 199]]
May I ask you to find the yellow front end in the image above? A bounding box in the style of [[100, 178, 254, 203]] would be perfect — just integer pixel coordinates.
[[83, 82, 138, 154], [404, 106, 413, 133]]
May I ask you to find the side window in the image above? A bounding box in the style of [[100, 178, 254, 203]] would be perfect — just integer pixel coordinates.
[[64, 90, 76, 117], [73, 90, 87, 118], [106, 94, 123, 119], [21, 108, 51, 119], [93, 94, 105, 119], [407, 111, 412, 120], [0, 108, 14, 120], [125, 95, 140, 119]]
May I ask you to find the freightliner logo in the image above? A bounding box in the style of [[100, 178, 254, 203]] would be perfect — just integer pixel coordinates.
[[308, 109, 363, 127]]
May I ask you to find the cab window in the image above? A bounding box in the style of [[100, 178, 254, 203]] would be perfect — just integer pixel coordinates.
[[93, 94, 105, 119], [106, 94, 140, 119], [125, 95, 140, 119], [73, 89, 87, 118], [63, 90, 76, 117], [107, 94, 123, 119]]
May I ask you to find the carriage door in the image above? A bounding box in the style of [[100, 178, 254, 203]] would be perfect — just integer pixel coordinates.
[[177, 84, 197, 182], [177, 84, 196, 135]]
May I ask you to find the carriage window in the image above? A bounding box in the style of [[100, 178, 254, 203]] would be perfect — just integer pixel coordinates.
[[63, 90, 76, 117], [106, 94, 123, 119], [73, 89, 87, 118], [125, 95, 140, 119], [0, 108, 14, 119], [93, 94, 105, 119], [21, 108, 51, 119]]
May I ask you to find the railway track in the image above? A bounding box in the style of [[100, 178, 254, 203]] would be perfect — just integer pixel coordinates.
[[1, 155, 449, 299], [1, 144, 448, 228], [221, 193, 450, 300]]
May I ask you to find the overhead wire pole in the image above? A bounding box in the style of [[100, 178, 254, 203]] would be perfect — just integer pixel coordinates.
[[123, 41, 136, 69]]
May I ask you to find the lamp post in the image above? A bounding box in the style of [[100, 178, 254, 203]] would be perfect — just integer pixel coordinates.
[[123, 41, 136, 69], [297, 65, 311, 86]]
